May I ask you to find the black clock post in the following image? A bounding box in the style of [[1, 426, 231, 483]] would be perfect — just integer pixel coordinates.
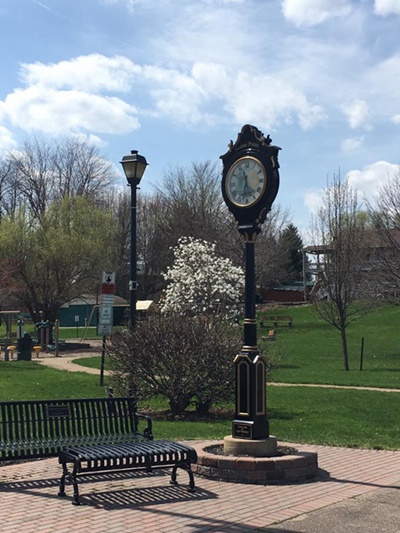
[[221, 125, 281, 451]]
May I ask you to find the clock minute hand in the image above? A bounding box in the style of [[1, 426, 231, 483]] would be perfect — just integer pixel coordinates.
[[241, 170, 250, 195]]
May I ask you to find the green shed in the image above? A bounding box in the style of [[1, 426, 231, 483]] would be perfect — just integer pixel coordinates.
[[59, 294, 129, 327]]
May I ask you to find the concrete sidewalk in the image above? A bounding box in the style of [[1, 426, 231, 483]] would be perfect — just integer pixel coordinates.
[[33, 353, 400, 394], [1, 442, 399, 532], [35, 352, 110, 376]]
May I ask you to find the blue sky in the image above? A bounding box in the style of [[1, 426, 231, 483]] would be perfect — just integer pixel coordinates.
[[1, 0, 400, 232]]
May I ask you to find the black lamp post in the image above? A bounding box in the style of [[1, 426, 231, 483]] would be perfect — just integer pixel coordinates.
[[120, 150, 148, 331]]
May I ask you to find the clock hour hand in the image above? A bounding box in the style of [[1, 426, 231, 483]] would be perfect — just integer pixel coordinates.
[[242, 175, 255, 198]]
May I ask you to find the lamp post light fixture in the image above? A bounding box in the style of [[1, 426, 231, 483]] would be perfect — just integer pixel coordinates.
[[120, 150, 148, 331]]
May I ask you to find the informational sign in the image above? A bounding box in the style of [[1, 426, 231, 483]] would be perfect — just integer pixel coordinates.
[[99, 305, 113, 324], [98, 271, 116, 337], [102, 271, 116, 284], [100, 294, 114, 306], [98, 324, 112, 336], [101, 283, 115, 294], [101, 271, 116, 295]]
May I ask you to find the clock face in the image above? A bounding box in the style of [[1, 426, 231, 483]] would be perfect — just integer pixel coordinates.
[[225, 156, 267, 207]]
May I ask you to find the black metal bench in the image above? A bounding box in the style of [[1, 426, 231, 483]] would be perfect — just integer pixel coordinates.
[[0, 397, 197, 505], [259, 315, 293, 328]]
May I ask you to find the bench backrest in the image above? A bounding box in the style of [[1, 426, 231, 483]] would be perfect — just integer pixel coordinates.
[[0, 397, 138, 460]]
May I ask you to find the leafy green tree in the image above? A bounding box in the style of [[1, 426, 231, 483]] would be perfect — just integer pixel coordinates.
[[0, 197, 114, 322]]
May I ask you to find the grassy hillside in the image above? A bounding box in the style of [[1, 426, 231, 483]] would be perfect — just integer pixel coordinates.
[[260, 304, 400, 388]]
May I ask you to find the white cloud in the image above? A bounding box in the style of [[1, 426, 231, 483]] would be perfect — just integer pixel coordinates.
[[304, 190, 324, 215], [20, 54, 138, 93], [364, 53, 400, 108], [1, 55, 141, 137], [304, 161, 400, 216], [341, 136, 364, 151], [392, 114, 400, 124], [347, 161, 400, 200], [281, 0, 352, 27], [141, 62, 326, 129], [3, 86, 139, 135], [224, 71, 326, 131], [140, 64, 209, 124], [202, 0, 245, 4], [0, 126, 17, 153], [1, 52, 327, 135], [374, 0, 400, 16], [342, 99, 370, 129]]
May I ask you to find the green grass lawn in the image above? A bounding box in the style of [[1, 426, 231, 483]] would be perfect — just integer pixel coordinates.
[[72, 304, 400, 388], [71, 356, 110, 370], [152, 386, 400, 450], [0, 325, 102, 340], [0, 361, 106, 400], [1, 359, 399, 449], [261, 304, 400, 388], [57, 327, 101, 339]]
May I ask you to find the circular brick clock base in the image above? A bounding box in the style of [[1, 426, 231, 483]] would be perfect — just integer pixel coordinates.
[[191, 440, 318, 484]]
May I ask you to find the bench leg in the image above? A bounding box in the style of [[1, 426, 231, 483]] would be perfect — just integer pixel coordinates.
[[70, 464, 81, 506], [58, 462, 82, 505], [58, 463, 67, 498], [170, 463, 196, 492]]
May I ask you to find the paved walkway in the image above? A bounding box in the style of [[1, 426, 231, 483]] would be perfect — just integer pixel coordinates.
[[34, 354, 400, 393], [35, 352, 110, 376], [1, 442, 399, 532]]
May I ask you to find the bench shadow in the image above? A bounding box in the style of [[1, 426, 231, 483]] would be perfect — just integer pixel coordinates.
[[0, 469, 217, 508], [82, 483, 215, 509]]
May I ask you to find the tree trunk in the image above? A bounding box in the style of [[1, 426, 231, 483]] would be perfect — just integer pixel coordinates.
[[340, 324, 350, 371]]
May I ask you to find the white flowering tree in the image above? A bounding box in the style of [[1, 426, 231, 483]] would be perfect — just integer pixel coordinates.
[[160, 237, 244, 318]]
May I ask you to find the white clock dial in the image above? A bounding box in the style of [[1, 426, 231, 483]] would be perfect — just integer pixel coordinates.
[[225, 157, 266, 207]]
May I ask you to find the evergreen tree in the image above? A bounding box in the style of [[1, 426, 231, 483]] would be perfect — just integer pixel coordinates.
[[280, 223, 304, 283]]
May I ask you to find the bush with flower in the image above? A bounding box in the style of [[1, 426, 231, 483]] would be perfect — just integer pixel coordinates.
[[109, 238, 246, 416], [159, 237, 244, 319]]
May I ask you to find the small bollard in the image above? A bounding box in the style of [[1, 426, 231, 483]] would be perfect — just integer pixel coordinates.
[[7, 345, 16, 360], [33, 346, 41, 358]]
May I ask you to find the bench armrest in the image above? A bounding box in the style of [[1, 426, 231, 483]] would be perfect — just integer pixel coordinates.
[[136, 413, 153, 440]]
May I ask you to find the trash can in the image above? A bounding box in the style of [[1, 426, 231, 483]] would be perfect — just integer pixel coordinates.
[[17, 332, 32, 361]]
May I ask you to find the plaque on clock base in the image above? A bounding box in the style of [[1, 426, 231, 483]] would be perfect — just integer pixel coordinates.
[[232, 419, 269, 440]]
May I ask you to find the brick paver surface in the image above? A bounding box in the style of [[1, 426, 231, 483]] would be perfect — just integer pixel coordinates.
[[1, 441, 399, 532]]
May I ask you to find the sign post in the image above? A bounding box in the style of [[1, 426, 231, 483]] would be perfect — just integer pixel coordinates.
[[99, 272, 115, 385]]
